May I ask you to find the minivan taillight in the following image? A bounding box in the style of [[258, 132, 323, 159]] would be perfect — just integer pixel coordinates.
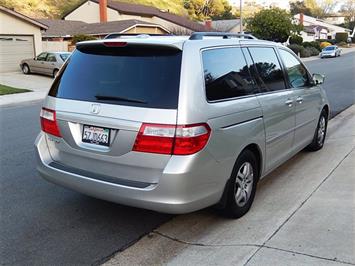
[[40, 108, 61, 137], [133, 123, 211, 155]]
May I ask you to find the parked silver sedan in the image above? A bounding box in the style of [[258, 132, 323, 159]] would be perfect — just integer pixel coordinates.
[[320, 45, 341, 58], [20, 52, 71, 78]]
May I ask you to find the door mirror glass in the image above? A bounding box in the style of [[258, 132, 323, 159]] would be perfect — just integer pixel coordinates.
[[312, 73, 325, 85]]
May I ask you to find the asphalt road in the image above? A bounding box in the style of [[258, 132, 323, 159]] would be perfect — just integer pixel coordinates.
[[0, 51, 354, 265], [304, 51, 355, 117]]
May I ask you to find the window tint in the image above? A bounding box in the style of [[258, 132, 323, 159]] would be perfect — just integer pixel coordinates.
[[37, 53, 47, 61], [202, 47, 255, 101], [46, 54, 57, 62], [49, 46, 182, 109], [279, 49, 310, 88], [248, 47, 286, 92]]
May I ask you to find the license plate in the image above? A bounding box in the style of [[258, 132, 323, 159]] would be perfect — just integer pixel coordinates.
[[82, 125, 110, 146]]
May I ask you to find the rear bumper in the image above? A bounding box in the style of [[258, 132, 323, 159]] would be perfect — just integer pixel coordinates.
[[35, 133, 226, 214]]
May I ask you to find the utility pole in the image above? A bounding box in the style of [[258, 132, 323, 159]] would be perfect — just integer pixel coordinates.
[[240, 0, 243, 33]]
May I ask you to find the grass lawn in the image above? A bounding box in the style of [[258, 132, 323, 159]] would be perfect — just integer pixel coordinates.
[[0, 84, 31, 96]]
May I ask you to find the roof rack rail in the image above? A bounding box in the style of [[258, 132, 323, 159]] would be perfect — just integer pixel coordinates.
[[189, 32, 257, 40], [104, 33, 174, 39]]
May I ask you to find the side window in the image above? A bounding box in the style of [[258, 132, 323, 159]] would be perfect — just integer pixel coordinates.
[[46, 54, 57, 62], [248, 47, 286, 92], [279, 49, 310, 88], [202, 47, 255, 101], [36, 53, 47, 61]]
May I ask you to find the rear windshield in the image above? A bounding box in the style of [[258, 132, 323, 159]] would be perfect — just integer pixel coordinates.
[[49, 44, 182, 109]]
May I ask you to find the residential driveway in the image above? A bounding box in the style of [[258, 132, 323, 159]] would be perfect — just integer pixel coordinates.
[[0, 72, 52, 107]]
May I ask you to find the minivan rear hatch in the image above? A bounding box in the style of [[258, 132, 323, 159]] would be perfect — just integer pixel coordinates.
[[44, 41, 182, 186]]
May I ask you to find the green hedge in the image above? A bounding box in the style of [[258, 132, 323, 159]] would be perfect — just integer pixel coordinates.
[[288, 44, 303, 55], [288, 44, 319, 58], [289, 35, 303, 45], [302, 41, 321, 51], [335, 32, 348, 43]]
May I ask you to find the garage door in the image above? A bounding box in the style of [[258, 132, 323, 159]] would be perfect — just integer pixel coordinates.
[[0, 35, 34, 73]]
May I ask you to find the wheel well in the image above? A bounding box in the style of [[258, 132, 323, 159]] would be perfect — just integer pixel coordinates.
[[243, 144, 262, 180], [215, 143, 263, 209]]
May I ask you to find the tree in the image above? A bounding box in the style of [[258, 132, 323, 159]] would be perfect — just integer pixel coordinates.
[[183, 0, 235, 20], [302, 0, 338, 18], [246, 8, 300, 43], [318, 0, 339, 17], [290, 1, 312, 16], [340, 0, 355, 23], [211, 0, 237, 20]]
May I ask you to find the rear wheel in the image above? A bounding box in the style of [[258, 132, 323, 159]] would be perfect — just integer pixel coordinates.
[[222, 150, 258, 219], [22, 64, 30, 74], [307, 109, 328, 151]]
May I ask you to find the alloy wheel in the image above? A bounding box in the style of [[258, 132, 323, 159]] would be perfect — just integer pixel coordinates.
[[317, 116, 326, 146], [234, 162, 254, 207]]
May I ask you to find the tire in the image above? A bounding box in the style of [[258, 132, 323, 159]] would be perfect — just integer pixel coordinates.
[[22, 64, 30, 75], [53, 69, 59, 78], [222, 150, 259, 219], [307, 109, 328, 151]]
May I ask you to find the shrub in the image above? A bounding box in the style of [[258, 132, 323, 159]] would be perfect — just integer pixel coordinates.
[[320, 41, 332, 49], [338, 41, 348, 47], [288, 44, 304, 55], [300, 47, 312, 57], [335, 32, 348, 43], [307, 46, 320, 56], [317, 39, 336, 45], [302, 41, 321, 51], [289, 35, 303, 45], [72, 34, 97, 44]]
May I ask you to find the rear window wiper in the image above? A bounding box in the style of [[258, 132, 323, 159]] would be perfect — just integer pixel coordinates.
[[95, 95, 147, 104]]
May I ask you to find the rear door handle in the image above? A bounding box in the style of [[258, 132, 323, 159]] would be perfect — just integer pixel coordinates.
[[285, 99, 293, 107], [296, 96, 303, 104]]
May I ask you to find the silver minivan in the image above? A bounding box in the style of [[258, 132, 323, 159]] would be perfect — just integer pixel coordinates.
[[35, 33, 329, 218]]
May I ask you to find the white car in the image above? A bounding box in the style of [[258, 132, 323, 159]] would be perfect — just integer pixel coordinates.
[[320, 45, 341, 58]]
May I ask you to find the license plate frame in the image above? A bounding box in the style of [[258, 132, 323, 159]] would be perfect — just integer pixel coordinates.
[[82, 124, 111, 147]]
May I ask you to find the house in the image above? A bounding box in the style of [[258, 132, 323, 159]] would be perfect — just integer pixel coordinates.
[[211, 19, 242, 33], [63, 0, 207, 33], [294, 13, 350, 42], [39, 18, 170, 51], [0, 6, 48, 73], [323, 14, 347, 25]]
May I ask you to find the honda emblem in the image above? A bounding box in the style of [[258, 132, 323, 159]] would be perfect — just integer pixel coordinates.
[[91, 104, 101, 114]]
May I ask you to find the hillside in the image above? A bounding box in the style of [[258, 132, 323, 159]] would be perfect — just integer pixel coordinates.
[[0, 0, 187, 19]]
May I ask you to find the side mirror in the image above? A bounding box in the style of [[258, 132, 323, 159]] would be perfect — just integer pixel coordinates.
[[312, 73, 325, 85]]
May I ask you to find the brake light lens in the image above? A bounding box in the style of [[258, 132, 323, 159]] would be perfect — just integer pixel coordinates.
[[103, 41, 127, 47], [133, 123, 211, 155], [40, 108, 61, 137]]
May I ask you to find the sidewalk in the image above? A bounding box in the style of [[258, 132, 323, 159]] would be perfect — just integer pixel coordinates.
[[0, 72, 52, 107], [105, 105, 355, 266]]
